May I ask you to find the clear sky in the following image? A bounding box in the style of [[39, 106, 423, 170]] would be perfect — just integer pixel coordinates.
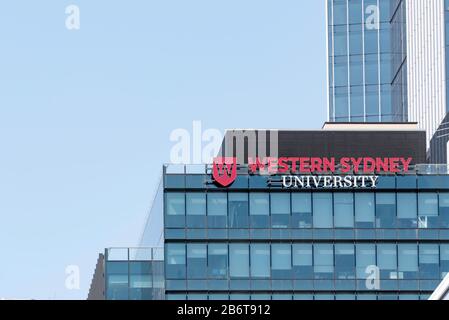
[[0, 1, 326, 299]]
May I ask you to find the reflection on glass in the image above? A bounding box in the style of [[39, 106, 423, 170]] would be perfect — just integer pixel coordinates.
[[292, 193, 312, 228], [249, 193, 269, 228], [355, 193, 375, 228], [229, 193, 249, 228], [271, 193, 290, 228], [313, 193, 333, 228]]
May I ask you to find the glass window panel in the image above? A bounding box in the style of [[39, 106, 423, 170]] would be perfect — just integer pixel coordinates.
[[208, 244, 227, 278], [166, 244, 186, 279], [187, 244, 207, 279], [334, 193, 354, 228], [272, 244, 292, 279], [271, 193, 290, 229], [107, 262, 128, 274], [376, 193, 396, 228], [271, 193, 290, 214], [250, 244, 270, 278], [350, 85, 364, 120], [397, 193, 417, 228], [333, 0, 347, 25], [355, 193, 375, 228], [334, 25, 348, 57], [130, 275, 152, 289], [313, 193, 333, 228], [335, 244, 355, 279], [230, 244, 249, 278], [207, 193, 227, 215], [439, 193, 449, 228], [166, 193, 185, 215], [186, 193, 206, 228], [356, 244, 376, 279], [418, 193, 439, 229], [207, 193, 227, 228], [440, 245, 449, 278], [293, 244, 313, 279], [186, 193, 206, 215], [249, 193, 269, 228], [419, 244, 439, 279], [228, 193, 249, 228], [377, 244, 397, 279], [292, 193, 312, 228], [335, 86, 349, 121], [398, 244, 418, 279], [314, 244, 334, 279], [166, 193, 185, 227]]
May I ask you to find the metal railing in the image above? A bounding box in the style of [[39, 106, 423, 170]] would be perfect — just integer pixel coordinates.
[[106, 247, 164, 261]]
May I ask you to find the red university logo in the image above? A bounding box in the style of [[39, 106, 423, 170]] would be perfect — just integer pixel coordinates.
[[212, 157, 237, 187]]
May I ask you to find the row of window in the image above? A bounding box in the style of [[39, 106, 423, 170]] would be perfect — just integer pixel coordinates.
[[329, 0, 393, 27], [166, 243, 449, 281], [166, 293, 430, 301], [165, 192, 449, 229]]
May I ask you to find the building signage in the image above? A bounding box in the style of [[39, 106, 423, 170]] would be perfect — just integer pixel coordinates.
[[212, 157, 413, 189]]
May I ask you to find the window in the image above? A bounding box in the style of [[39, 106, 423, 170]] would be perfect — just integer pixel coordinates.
[[208, 244, 227, 278], [293, 244, 313, 279], [418, 193, 439, 228], [398, 244, 418, 280], [334, 193, 354, 228], [187, 244, 207, 279], [186, 193, 206, 228], [106, 261, 129, 300], [207, 193, 227, 228], [166, 193, 185, 228], [377, 244, 397, 279], [250, 244, 270, 278], [376, 193, 396, 228], [129, 274, 152, 289], [397, 193, 417, 228], [292, 193, 312, 228], [271, 193, 290, 228], [249, 193, 269, 228], [272, 244, 292, 279], [166, 244, 186, 279], [419, 244, 439, 279], [228, 193, 249, 228], [229, 244, 249, 278], [355, 193, 375, 228], [440, 245, 449, 278], [313, 193, 333, 228], [439, 193, 449, 228], [314, 244, 334, 279], [335, 244, 355, 279], [356, 244, 376, 279]]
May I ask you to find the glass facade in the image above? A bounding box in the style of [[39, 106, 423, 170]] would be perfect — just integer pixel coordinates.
[[105, 248, 164, 300], [327, 0, 407, 122], [162, 164, 449, 300]]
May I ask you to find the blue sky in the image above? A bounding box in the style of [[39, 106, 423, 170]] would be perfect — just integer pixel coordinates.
[[0, 1, 326, 299]]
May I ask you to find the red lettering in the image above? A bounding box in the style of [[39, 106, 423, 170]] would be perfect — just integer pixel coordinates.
[[389, 158, 400, 173], [278, 157, 289, 173], [401, 158, 413, 172], [289, 157, 300, 173], [310, 158, 323, 173], [363, 157, 376, 173], [340, 157, 351, 173], [351, 158, 363, 173], [323, 158, 336, 173], [300, 158, 311, 173], [376, 158, 389, 172]]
